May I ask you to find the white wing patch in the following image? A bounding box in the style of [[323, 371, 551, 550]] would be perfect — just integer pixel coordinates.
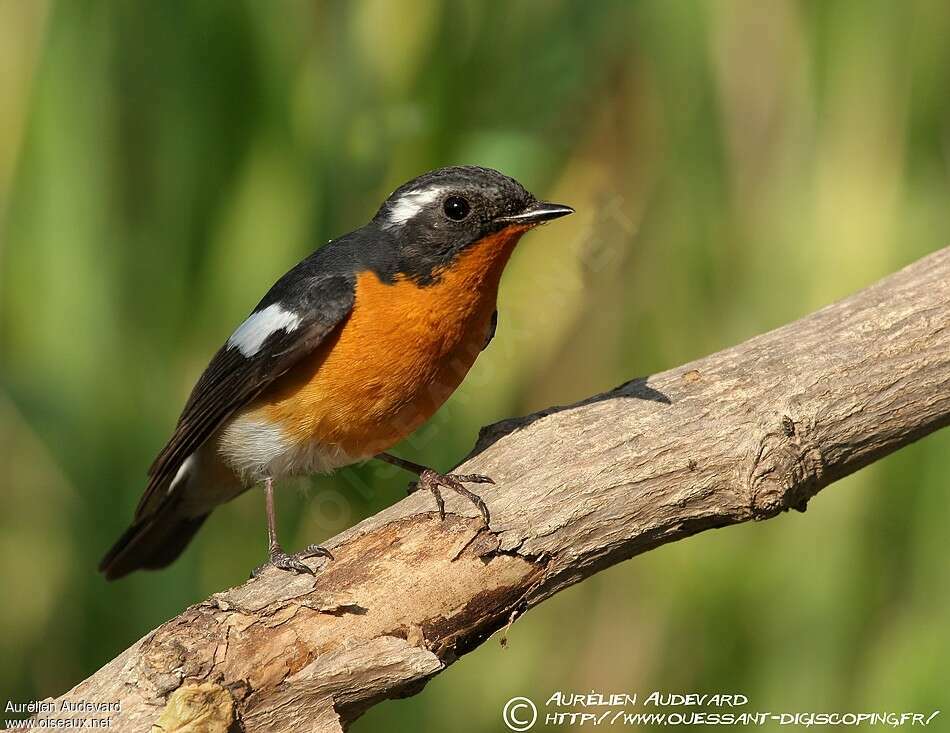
[[384, 186, 444, 229], [227, 303, 301, 357], [168, 453, 196, 494]]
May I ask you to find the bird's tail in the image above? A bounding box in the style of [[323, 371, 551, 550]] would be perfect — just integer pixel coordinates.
[[99, 497, 209, 581]]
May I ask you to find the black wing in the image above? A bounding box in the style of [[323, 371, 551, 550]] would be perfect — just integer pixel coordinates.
[[137, 274, 355, 516]]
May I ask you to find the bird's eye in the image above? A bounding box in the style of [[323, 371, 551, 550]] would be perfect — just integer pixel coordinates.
[[443, 195, 471, 221]]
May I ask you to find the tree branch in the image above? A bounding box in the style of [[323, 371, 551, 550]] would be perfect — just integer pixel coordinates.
[[28, 248, 950, 733]]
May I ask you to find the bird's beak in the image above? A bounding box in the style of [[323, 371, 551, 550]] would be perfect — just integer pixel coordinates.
[[496, 201, 575, 227]]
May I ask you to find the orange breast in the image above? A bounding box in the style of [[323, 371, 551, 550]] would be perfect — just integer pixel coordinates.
[[246, 226, 527, 459]]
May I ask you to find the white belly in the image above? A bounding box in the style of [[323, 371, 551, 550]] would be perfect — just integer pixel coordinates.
[[216, 413, 358, 482]]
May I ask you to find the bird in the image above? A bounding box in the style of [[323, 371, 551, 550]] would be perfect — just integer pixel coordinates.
[[99, 165, 573, 580]]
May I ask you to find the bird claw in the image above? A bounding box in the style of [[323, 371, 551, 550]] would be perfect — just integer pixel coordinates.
[[409, 469, 492, 526], [453, 473, 495, 485], [251, 545, 327, 578], [298, 543, 334, 561]]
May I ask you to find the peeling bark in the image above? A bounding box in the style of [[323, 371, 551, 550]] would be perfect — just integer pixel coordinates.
[[25, 247, 950, 732]]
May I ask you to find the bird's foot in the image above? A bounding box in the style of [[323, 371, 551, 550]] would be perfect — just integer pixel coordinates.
[[409, 469, 493, 526], [252, 543, 331, 578]]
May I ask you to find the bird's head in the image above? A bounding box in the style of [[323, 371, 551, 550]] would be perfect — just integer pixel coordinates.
[[371, 166, 573, 284]]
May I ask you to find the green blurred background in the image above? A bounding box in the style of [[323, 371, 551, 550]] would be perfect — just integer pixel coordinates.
[[1, 0, 948, 729]]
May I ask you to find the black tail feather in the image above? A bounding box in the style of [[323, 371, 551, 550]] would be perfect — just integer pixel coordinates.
[[99, 503, 209, 581]]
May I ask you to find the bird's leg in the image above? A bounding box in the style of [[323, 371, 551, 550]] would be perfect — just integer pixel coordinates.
[[375, 453, 493, 526], [251, 477, 332, 578]]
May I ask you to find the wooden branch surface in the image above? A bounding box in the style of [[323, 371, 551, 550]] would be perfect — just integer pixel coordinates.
[[26, 247, 950, 733]]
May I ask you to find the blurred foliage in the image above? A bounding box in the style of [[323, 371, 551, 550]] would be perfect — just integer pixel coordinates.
[[1, 0, 949, 730]]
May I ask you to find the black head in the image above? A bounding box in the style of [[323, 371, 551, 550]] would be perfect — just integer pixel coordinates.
[[371, 165, 573, 283]]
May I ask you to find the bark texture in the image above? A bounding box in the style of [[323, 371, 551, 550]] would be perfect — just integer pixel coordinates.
[[27, 247, 950, 732]]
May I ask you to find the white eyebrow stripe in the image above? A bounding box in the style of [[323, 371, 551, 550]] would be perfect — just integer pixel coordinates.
[[227, 303, 302, 357], [384, 187, 445, 228]]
